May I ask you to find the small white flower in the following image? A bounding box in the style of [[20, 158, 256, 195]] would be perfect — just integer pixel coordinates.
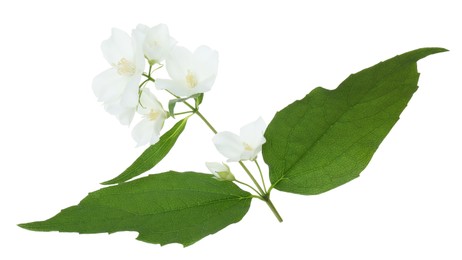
[[133, 24, 176, 64], [206, 162, 235, 181], [156, 45, 218, 97], [92, 28, 145, 125], [131, 89, 168, 147], [213, 117, 267, 162]]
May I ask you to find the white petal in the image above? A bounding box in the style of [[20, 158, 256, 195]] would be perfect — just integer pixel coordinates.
[[120, 74, 141, 108], [134, 24, 149, 35], [139, 88, 163, 111], [155, 79, 192, 97], [101, 28, 133, 65], [132, 119, 156, 147], [240, 117, 267, 148], [133, 90, 167, 145], [240, 143, 263, 161], [193, 74, 217, 94], [193, 45, 219, 80], [150, 108, 167, 143], [105, 101, 136, 125], [205, 162, 229, 174], [239, 117, 267, 160], [165, 46, 192, 80], [212, 132, 245, 162], [131, 29, 146, 73], [143, 24, 176, 62], [92, 68, 126, 103], [136, 90, 152, 115], [150, 115, 166, 144]]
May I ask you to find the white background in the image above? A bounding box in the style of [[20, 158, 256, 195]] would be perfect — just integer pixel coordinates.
[[1, 0, 461, 259]]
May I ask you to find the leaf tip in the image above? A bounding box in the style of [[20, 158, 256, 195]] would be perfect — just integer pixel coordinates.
[[17, 223, 27, 229], [100, 179, 116, 185], [434, 47, 449, 53], [18, 222, 39, 231]]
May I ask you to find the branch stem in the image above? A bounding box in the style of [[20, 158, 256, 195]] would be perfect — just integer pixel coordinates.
[[149, 77, 283, 222], [254, 160, 267, 192], [264, 196, 283, 222]]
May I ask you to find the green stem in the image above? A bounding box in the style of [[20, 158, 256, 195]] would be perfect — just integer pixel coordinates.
[[159, 85, 283, 222], [174, 111, 194, 116], [195, 112, 282, 222], [263, 196, 283, 222], [143, 73, 155, 82], [238, 161, 265, 195], [254, 160, 267, 192], [235, 180, 262, 196], [165, 90, 218, 134], [194, 109, 218, 134]]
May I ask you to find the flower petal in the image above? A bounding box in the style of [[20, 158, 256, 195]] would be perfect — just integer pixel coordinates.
[[239, 117, 266, 160], [212, 132, 245, 162], [101, 28, 133, 65], [105, 101, 136, 125], [132, 119, 156, 147], [193, 45, 219, 80], [131, 29, 147, 73], [240, 117, 267, 148], [165, 46, 192, 80], [92, 68, 126, 103], [134, 24, 149, 35], [143, 24, 176, 62], [194, 74, 217, 94], [140, 88, 163, 111], [120, 74, 141, 108], [205, 162, 229, 174], [155, 79, 192, 97]]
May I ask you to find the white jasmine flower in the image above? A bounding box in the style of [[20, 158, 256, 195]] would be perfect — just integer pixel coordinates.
[[131, 89, 168, 147], [92, 28, 145, 125], [206, 162, 235, 181], [133, 23, 176, 64], [156, 45, 218, 97], [212, 117, 267, 162]]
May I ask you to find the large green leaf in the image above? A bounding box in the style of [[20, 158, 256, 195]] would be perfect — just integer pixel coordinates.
[[19, 172, 252, 246], [102, 118, 188, 185], [263, 48, 447, 195]]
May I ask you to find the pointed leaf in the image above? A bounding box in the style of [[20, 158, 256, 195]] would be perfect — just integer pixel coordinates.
[[19, 172, 252, 247], [263, 48, 447, 195], [102, 117, 188, 185], [195, 93, 204, 107]]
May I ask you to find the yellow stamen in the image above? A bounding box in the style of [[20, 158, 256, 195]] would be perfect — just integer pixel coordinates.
[[148, 110, 160, 121], [244, 143, 253, 151], [116, 58, 136, 76], [185, 70, 198, 88]]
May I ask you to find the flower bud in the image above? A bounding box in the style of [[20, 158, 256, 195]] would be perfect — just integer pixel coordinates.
[[205, 162, 235, 181]]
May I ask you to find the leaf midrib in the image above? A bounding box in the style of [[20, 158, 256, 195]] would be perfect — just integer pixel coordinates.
[[27, 196, 249, 229]]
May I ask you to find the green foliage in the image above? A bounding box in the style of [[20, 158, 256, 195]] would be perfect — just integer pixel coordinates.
[[101, 118, 188, 185], [263, 48, 447, 195], [20, 47, 447, 247], [168, 94, 202, 118], [19, 172, 252, 246], [195, 93, 204, 107]]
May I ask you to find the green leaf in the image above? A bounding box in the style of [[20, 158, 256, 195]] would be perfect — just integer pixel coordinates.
[[168, 94, 201, 118], [101, 117, 188, 185], [195, 93, 204, 107], [19, 172, 252, 247], [263, 48, 447, 195]]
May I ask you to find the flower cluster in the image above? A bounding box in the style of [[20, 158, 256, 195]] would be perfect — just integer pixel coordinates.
[[92, 24, 268, 183], [92, 24, 218, 146]]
